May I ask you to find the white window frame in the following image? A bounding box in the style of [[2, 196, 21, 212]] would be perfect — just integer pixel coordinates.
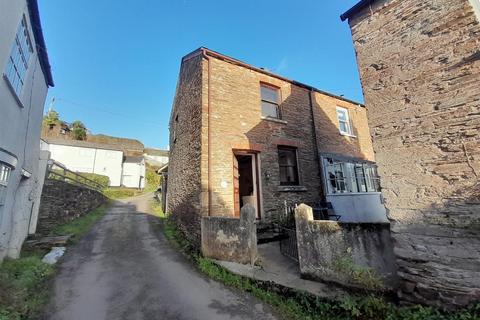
[[0, 163, 12, 206], [336, 106, 355, 137], [260, 84, 281, 119], [322, 156, 381, 195], [3, 16, 33, 99]]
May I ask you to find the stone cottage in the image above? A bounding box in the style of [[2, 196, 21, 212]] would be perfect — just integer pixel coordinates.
[[341, 0, 480, 308], [0, 0, 54, 261], [167, 48, 387, 245]]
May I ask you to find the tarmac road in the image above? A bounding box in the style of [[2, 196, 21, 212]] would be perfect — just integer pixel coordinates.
[[44, 193, 280, 320]]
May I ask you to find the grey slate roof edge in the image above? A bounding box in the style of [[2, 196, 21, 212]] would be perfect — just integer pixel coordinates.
[[27, 0, 54, 87], [183, 47, 365, 108], [340, 0, 378, 21]]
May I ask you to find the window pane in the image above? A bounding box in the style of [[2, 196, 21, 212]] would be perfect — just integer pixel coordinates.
[[355, 164, 367, 192], [279, 149, 296, 166], [339, 121, 348, 134], [4, 17, 32, 97], [337, 109, 347, 121], [278, 147, 299, 185], [345, 163, 358, 193], [365, 165, 381, 192], [261, 101, 279, 118], [261, 85, 278, 103]]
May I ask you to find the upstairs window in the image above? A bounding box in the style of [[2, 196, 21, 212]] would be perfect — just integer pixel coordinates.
[[336, 107, 354, 136], [278, 146, 299, 186], [323, 157, 380, 194], [4, 16, 33, 98], [0, 163, 12, 206], [261, 84, 280, 119]]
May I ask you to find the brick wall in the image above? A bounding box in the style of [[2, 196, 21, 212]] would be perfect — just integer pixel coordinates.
[[36, 179, 106, 235], [347, 0, 480, 307], [169, 49, 377, 247], [168, 54, 204, 247], [205, 55, 375, 221]]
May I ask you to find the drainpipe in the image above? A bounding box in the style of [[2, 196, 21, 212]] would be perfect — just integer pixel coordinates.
[[202, 49, 212, 216], [308, 90, 326, 203]]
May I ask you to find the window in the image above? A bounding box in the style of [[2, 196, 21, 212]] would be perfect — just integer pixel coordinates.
[[4, 16, 33, 97], [336, 107, 353, 136], [278, 147, 299, 186], [261, 84, 280, 119], [0, 163, 12, 206], [323, 157, 380, 194]]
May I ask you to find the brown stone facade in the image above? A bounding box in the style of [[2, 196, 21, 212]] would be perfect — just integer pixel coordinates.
[[344, 0, 480, 308], [168, 48, 375, 247], [167, 54, 204, 246]]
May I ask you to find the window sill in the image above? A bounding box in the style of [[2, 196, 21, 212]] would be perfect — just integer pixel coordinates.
[[340, 132, 356, 138], [326, 192, 381, 196], [261, 116, 287, 125], [3, 74, 24, 108], [277, 185, 307, 192]]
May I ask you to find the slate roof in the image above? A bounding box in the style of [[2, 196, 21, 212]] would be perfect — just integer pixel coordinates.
[[45, 134, 144, 155], [144, 148, 169, 157]]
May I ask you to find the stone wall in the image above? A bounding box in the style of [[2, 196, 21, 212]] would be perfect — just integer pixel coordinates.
[[36, 179, 106, 234], [201, 204, 257, 264], [295, 204, 397, 290], [167, 53, 204, 247], [346, 0, 480, 307]]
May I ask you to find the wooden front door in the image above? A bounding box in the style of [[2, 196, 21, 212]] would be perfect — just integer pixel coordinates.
[[233, 155, 240, 217]]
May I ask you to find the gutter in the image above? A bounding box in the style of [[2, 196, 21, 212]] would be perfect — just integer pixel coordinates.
[[308, 90, 326, 203], [340, 0, 378, 21]]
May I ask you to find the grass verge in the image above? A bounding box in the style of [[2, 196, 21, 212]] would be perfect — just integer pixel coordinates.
[[155, 204, 480, 320], [103, 187, 144, 200], [49, 204, 108, 243], [0, 204, 109, 320]]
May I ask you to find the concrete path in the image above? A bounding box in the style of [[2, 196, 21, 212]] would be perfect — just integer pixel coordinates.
[[44, 194, 280, 320]]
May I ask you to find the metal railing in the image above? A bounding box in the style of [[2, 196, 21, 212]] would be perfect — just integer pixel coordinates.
[[46, 160, 105, 192]]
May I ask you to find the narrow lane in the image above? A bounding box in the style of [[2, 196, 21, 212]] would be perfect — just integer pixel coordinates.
[[45, 194, 279, 320]]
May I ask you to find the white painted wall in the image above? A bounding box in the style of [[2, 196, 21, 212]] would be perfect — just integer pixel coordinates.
[[47, 144, 123, 187], [327, 193, 388, 223], [470, 0, 480, 21], [28, 150, 50, 234], [0, 1, 50, 260], [93, 149, 123, 186], [122, 159, 146, 189]]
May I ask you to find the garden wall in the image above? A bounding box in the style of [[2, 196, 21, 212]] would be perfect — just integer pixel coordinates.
[[201, 204, 257, 265], [36, 179, 106, 235], [295, 204, 397, 291]]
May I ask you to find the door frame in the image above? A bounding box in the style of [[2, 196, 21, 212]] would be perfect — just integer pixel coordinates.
[[232, 150, 262, 219]]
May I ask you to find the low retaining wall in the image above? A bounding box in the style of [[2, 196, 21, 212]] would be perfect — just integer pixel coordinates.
[[295, 204, 398, 291], [201, 204, 257, 265], [36, 179, 106, 235]]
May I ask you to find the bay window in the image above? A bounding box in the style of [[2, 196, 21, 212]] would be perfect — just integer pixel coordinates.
[[323, 156, 380, 194]]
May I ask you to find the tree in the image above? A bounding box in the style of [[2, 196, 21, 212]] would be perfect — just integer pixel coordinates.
[[71, 121, 87, 140], [43, 110, 60, 127]]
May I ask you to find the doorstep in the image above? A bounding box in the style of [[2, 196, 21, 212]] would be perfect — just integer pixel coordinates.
[[213, 242, 348, 300]]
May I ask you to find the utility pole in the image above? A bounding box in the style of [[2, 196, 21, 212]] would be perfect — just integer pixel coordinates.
[[47, 97, 55, 113]]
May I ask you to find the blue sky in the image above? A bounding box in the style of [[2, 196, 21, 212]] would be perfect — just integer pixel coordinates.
[[39, 0, 362, 149]]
